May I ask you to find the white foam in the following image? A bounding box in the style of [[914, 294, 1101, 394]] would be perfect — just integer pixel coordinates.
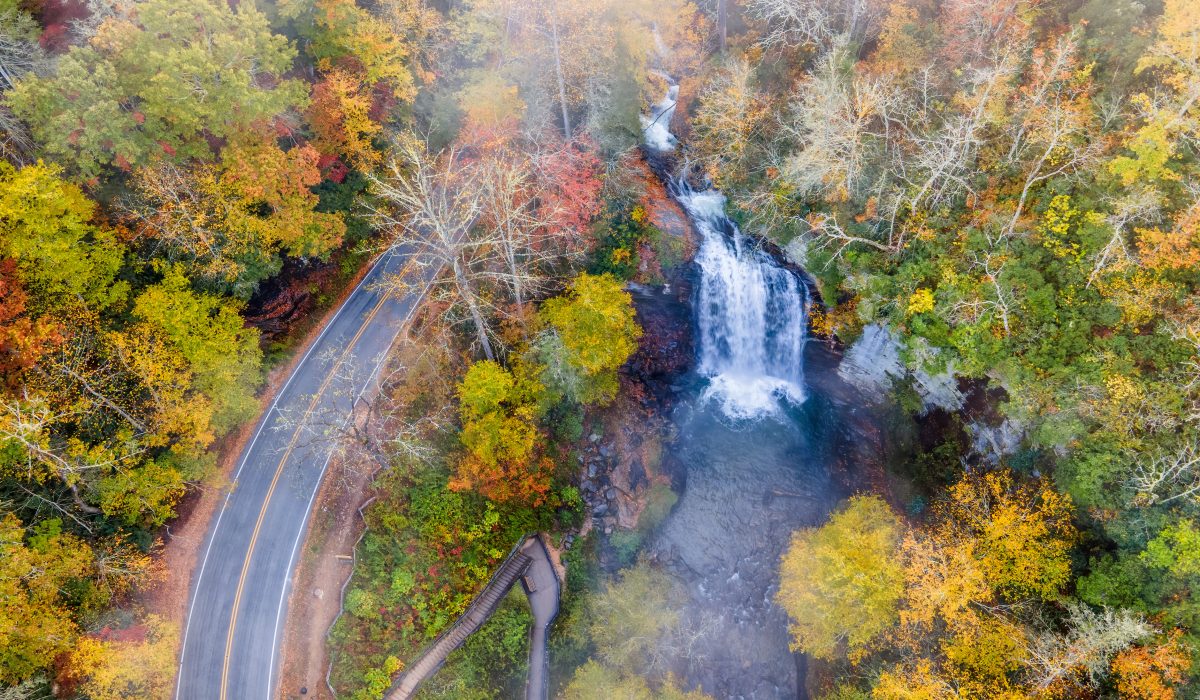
[[701, 374, 806, 421], [641, 84, 679, 151], [643, 83, 810, 421]]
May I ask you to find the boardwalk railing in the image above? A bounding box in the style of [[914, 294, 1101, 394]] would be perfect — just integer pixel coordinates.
[[384, 537, 532, 700]]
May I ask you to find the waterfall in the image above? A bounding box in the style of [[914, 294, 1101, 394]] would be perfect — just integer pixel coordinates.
[[640, 76, 679, 151], [678, 182, 809, 419], [642, 81, 809, 419]]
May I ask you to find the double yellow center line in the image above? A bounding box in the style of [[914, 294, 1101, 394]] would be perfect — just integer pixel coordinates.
[[218, 262, 413, 699]]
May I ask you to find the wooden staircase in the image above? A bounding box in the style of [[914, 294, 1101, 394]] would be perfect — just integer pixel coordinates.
[[384, 549, 533, 699]]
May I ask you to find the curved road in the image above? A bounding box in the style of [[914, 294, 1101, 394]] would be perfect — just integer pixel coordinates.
[[175, 246, 431, 700]]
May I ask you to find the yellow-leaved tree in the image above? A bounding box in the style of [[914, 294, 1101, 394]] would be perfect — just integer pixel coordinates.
[[938, 470, 1076, 602], [0, 515, 92, 684], [451, 359, 551, 504], [66, 615, 178, 700], [776, 495, 904, 661], [539, 272, 642, 406]]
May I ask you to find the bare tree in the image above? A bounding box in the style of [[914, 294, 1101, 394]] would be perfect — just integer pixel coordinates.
[[368, 138, 583, 359], [548, 3, 572, 137], [366, 143, 501, 360], [1088, 186, 1163, 287], [476, 152, 559, 309], [948, 231, 1015, 337], [463, 0, 613, 139], [0, 392, 139, 514], [749, 0, 885, 50], [939, 0, 1033, 68], [0, 677, 51, 700], [716, 0, 728, 52], [1024, 603, 1152, 691], [1002, 32, 1105, 237], [781, 44, 892, 201], [0, 11, 43, 90], [883, 53, 1018, 243], [1128, 438, 1200, 508], [0, 9, 48, 164], [802, 211, 891, 262], [787, 40, 1021, 257]]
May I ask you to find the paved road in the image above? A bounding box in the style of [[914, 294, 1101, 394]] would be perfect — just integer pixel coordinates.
[[175, 246, 431, 700]]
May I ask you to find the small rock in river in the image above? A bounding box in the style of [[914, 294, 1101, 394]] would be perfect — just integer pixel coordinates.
[[606, 487, 618, 501]]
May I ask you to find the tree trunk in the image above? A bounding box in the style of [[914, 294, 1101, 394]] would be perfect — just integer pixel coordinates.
[[508, 248, 523, 308], [57, 365, 148, 434], [549, 7, 572, 138], [717, 0, 727, 53], [502, 221, 524, 308], [453, 257, 496, 361], [71, 484, 102, 514]]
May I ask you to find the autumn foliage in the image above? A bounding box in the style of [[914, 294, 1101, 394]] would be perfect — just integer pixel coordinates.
[[451, 360, 552, 505]]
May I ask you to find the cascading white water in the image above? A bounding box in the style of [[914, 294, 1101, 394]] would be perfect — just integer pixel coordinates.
[[642, 81, 809, 419], [640, 76, 679, 151], [679, 183, 809, 419]]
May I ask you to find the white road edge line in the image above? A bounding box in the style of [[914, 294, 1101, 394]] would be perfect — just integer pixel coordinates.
[[174, 249, 397, 700], [266, 270, 437, 699]]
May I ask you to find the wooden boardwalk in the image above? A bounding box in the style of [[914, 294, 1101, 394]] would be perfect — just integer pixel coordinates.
[[382, 535, 562, 700], [384, 549, 533, 699]]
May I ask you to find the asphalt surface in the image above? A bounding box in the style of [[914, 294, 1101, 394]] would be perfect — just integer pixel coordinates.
[[175, 246, 430, 700]]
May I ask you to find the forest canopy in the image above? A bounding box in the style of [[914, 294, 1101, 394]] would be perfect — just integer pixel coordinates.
[[3, 0, 1200, 698]]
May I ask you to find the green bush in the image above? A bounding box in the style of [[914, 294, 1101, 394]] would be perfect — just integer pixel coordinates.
[[608, 530, 643, 568]]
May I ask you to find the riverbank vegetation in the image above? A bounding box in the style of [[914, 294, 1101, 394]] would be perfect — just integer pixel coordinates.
[[687, 0, 1200, 696]]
